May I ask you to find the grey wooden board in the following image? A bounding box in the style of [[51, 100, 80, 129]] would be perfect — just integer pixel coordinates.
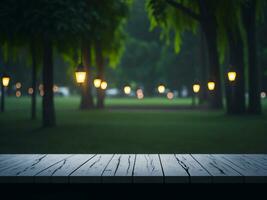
[[191, 154, 243, 183], [243, 154, 267, 169], [70, 154, 114, 183], [219, 155, 267, 183], [133, 154, 163, 183], [159, 154, 189, 183], [102, 154, 135, 183], [16, 154, 71, 182], [1, 154, 267, 183], [36, 154, 96, 183], [175, 154, 212, 183]]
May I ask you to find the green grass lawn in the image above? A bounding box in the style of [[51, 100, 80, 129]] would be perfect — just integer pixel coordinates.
[[0, 96, 267, 154]]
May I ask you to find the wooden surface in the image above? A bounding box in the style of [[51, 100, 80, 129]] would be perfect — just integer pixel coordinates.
[[0, 154, 266, 183]]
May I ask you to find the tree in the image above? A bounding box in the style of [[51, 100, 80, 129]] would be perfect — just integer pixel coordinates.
[[5, 0, 92, 127], [147, 0, 224, 109]]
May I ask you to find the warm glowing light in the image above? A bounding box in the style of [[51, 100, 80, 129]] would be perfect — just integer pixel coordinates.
[[16, 91, 21, 98], [158, 85, 165, 94], [28, 88, 34, 95], [124, 86, 131, 95], [261, 92, 266, 99], [207, 81, 215, 91], [136, 89, 144, 99], [228, 71, 237, 82], [193, 84, 201, 93], [2, 76, 10, 87], [167, 92, 174, 100], [53, 85, 59, 92], [16, 82, 22, 89], [94, 79, 101, 88], [100, 81, 107, 90], [75, 72, 86, 84], [40, 90, 44, 97], [39, 84, 43, 91]]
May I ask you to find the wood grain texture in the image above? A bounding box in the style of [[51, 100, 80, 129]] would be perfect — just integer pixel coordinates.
[[70, 154, 114, 183], [36, 154, 96, 183], [133, 154, 163, 183], [191, 154, 243, 183], [219, 154, 267, 183], [0, 154, 267, 183], [102, 154, 135, 183]]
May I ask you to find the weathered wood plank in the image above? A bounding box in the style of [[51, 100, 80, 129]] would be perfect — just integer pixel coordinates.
[[159, 154, 189, 183], [35, 154, 96, 183], [17, 154, 72, 176], [243, 154, 267, 169], [219, 155, 267, 183], [191, 154, 243, 183], [133, 154, 163, 183], [0, 155, 47, 183], [70, 154, 114, 183], [175, 154, 212, 183], [0, 154, 45, 173], [102, 154, 135, 183]]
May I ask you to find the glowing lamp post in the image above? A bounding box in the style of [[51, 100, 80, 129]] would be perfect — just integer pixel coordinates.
[[100, 81, 107, 90], [75, 64, 86, 85], [94, 78, 101, 88], [124, 86, 131, 95], [1, 73, 11, 112], [158, 84, 165, 94], [192, 82, 201, 106], [207, 80, 215, 91], [227, 71, 237, 82]]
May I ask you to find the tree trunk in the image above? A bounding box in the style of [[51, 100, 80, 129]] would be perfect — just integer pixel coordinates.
[[95, 42, 105, 109], [42, 35, 56, 127], [80, 43, 94, 110], [243, 0, 261, 114], [198, 28, 208, 105], [31, 42, 37, 120], [202, 22, 223, 109], [0, 83, 4, 112], [226, 28, 246, 114]]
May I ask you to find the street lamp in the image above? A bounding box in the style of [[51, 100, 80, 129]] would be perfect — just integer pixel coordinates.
[[1, 73, 11, 112], [158, 84, 165, 94], [100, 81, 107, 90], [192, 82, 201, 106], [227, 71, 237, 82], [124, 86, 131, 95], [75, 64, 86, 85], [94, 78, 101, 88], [207, 80, 215, 91], [2, 74, 10, 87]]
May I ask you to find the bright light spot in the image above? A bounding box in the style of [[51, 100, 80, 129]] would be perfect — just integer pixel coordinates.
[[2, 77, 10, 87], [75, 72, 86, 84], [193, 84, 201, 93], [158, 85, 165, 94], [136, 89, 144, 99], [207, 81, 215, 91], [39, 84, 43, 91], [53, 85, 59, 92], [100, 81, 107, 90], [28, 88, 34, 95], [228, 71, 237, 82], [16, 82, 22, 89], [124, 86, 131, 95], [94, 79, 101, 88], [167, 92, 174, 100], [261, 92, 266, 99], [40, 90, 44, 97], [16, 91, 21, 98]]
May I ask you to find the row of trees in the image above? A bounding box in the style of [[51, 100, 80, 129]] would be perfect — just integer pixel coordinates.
[[0, 0, 131, 127], [147, 0, 266, 114]]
